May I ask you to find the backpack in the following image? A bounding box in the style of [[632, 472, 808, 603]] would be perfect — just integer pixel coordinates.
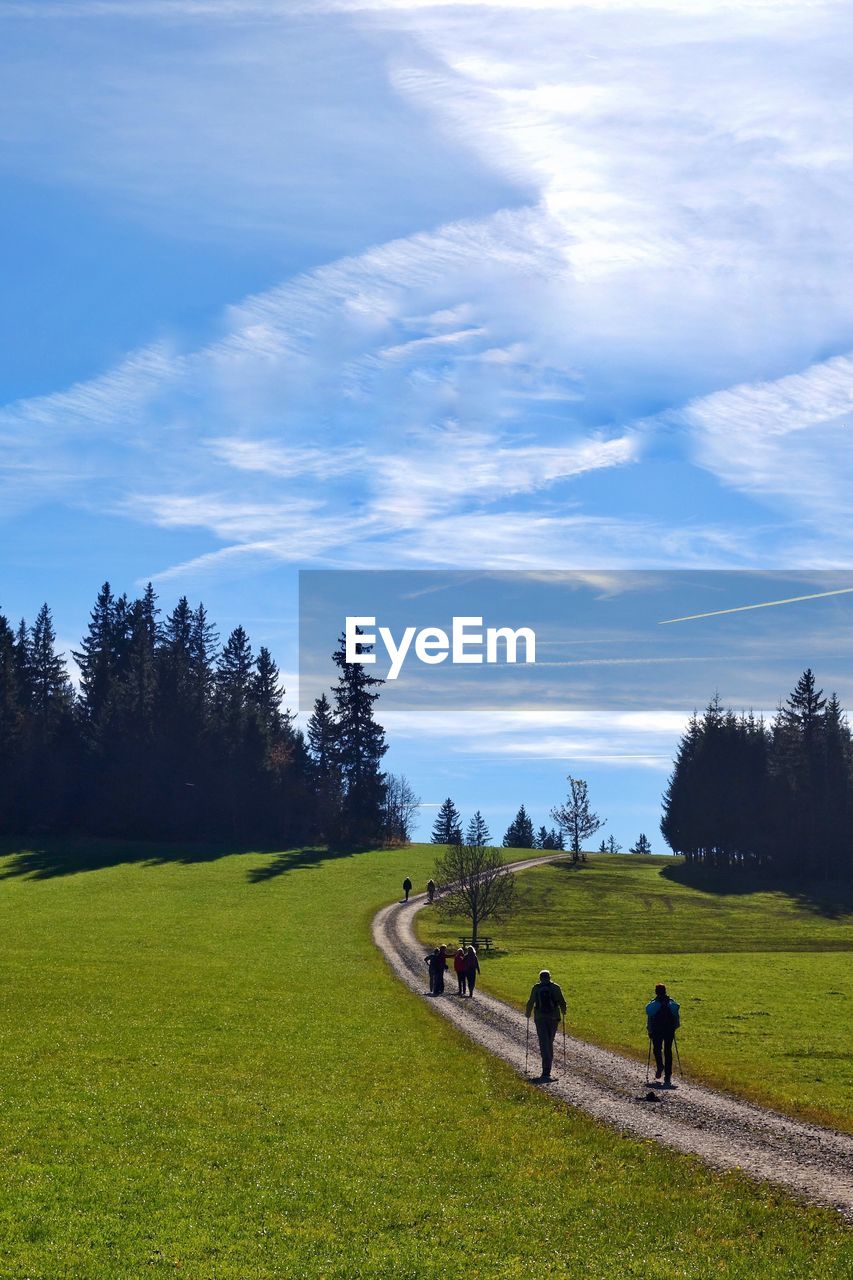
[[536, 983, 559, 1019], [650, 996, 675, 1036]]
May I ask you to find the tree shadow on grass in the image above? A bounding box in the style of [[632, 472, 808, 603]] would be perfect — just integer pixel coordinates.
[[549, 859, 588, 877], [660, 860, 853, 920], [0, 836, 278, 880], [246, 845, 374, 883], [0, 837, 370, 882]]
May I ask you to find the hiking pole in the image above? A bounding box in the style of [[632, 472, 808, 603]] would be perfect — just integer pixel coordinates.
[[562, 1017, 567, 1075], [525, 1018, 530, 1077], [674, 1035, 684, 1081], [646, 1038, 652, 1085]]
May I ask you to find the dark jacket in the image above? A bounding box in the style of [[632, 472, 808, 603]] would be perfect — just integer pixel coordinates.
[[646, 995, 680, 1037], [526, 979, 567, 1023]]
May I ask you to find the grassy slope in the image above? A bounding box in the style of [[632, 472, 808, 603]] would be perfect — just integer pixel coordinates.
[[0, 841, 848, 1279], [419, 854, 853, 1131]]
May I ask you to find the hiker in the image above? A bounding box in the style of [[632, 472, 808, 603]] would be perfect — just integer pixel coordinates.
[[403, 876, 412, 902], [427, 879, 436, 904], [425, 948, 440, 994], [646, 983, 681, 1086], [453, 947, 467, 995], [464, 944, 481, 997], [434, 945, 448, 995], [525, 969, 567, 1081]]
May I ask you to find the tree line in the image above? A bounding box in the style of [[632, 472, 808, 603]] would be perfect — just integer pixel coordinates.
[[0, 584, 413, 848], [429, 777, 656, 860], [661, 669, 852, 880]]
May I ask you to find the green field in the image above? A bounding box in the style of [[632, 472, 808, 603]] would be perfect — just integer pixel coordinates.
[[419, 854, 853, 1131], [0, 841, 850, 1279]]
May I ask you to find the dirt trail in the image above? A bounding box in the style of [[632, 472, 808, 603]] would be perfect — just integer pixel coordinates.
[[373, 855, 853, 1219]]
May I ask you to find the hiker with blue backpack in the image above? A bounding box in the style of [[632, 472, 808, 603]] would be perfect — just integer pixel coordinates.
[[525, 969, 567, 1081], [646, 983, 681, 1086]]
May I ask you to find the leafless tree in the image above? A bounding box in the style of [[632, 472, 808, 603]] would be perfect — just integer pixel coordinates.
[[433, 840, 517, 945], [382, 774, 421, 845], [551, 775, 604, 862]]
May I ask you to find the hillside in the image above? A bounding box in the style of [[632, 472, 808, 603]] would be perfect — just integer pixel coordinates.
[[420, 853, 852, 1130], [0, 841, 849, 1277]]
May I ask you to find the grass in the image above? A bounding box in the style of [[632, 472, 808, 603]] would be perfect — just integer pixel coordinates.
[[0, 840, 849, 1278], [418, 854, 853, 1131]]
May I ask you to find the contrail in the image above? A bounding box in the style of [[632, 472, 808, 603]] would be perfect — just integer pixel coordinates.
[[659, 586, 853, 625]]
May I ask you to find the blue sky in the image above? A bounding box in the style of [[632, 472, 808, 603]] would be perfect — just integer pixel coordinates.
[[2, 1, 853, 843]]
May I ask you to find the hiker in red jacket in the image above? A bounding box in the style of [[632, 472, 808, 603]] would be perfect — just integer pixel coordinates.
[[453, 947, 467, 995]]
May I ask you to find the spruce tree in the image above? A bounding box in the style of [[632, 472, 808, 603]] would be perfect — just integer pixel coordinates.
[[306, 692, 341, 842], [503, 804, 534, 848], [0, 609, 23, 828], [331, 630, 387, 847], [466, 810, 491, 847], [431, 797, 462, 844]]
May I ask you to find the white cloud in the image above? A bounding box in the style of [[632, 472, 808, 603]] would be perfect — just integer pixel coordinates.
[[682, 354, 853, 542], [3, 0, 853, 580]]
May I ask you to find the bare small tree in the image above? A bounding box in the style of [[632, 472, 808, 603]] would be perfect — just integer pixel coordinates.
[[382, 774, 421, 845], [433, 840, 516, 945], [551, 775, 604, 863]]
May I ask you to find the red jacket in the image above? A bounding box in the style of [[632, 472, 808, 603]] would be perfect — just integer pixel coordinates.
[[453, 951, 466, 973]]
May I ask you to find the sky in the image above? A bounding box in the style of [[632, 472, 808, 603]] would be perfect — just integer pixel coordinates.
[[2, 1, 853, 843]]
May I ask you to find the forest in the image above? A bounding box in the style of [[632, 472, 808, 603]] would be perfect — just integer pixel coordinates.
[[662, 670, 852, 880], [0, 583, 403, 848]]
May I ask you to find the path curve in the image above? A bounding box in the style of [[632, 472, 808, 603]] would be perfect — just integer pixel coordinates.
[[373, 855, 853, 1219]]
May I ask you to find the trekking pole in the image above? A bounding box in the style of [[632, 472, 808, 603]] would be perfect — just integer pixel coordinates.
[[562, 1017, 567, 1074], [525, 1018, 530, 1077], [646, 1038, 652, 1085], [674, 1035, 684, 1080]]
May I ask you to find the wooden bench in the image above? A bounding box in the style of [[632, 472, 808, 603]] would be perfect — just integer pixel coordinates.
[[460, 936, 493, 953]]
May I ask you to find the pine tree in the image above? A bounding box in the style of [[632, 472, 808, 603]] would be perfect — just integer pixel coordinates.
[[503, 804, 534, 848], [29, 604, 73, 732], [431, 797, 462, 845], [306, 692, 341, 842], [0, 609, 23, 828], [73, 582, 118, 725], [331, 630, 388, 847], [466, 810, 491, 847], [25, 604, 77, 830], [630, 833, 652, 854], [216, 626, 254, 715]]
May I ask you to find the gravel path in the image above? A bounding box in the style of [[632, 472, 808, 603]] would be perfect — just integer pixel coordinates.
[[373, 855, 853, 1219]]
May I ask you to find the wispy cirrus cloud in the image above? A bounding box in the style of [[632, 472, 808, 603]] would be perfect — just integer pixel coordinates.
[[3, 0, 853, 587]]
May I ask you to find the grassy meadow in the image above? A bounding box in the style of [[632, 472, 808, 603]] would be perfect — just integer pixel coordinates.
[[419, 854, 853, 1131], [0, 840, 850, 1279]]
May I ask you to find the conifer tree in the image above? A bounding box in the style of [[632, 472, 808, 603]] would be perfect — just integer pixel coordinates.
[[331, 630, 387, 847], [503, 804, 534, 848], [466, 810, 491, 848], [431, 797, 462, 844]]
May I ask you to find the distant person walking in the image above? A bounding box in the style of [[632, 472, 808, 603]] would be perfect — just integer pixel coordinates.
[[425, 948, 441, 994], [646, 983, 680, 1086], [453, 947, 467, 995], [464, 945, 481, 997], [427, 879, 436, 904], [403, 877, 412, 902], [525, 969, 566, 1081], [434, 945, 448, 995]]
